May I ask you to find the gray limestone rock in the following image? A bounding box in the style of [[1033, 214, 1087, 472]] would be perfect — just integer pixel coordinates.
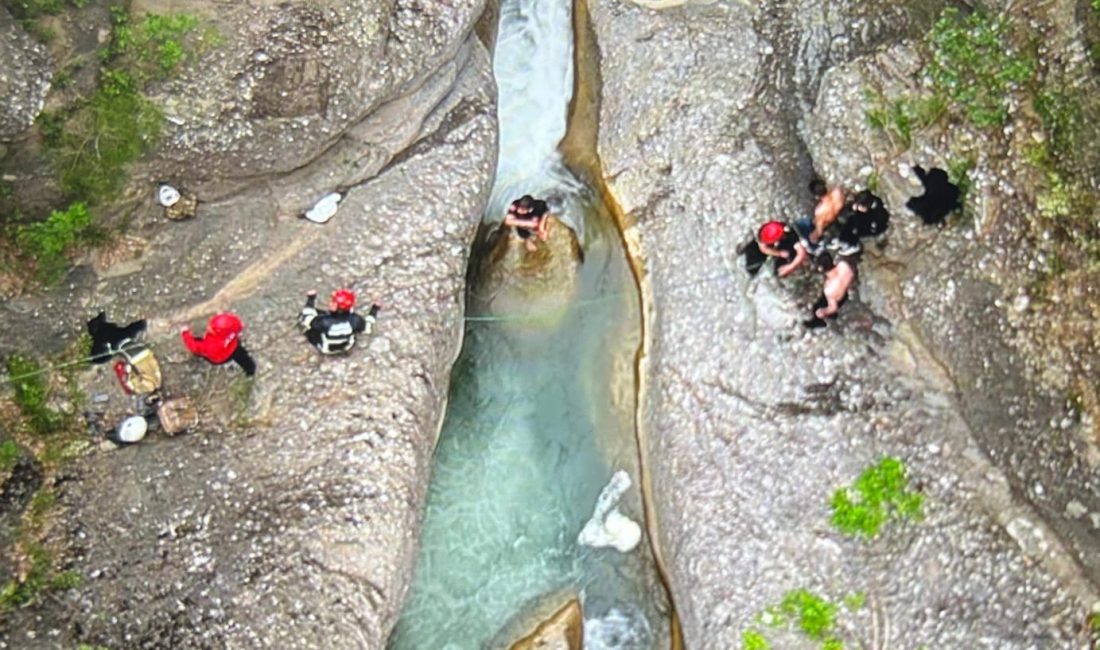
[[0, 8, 52, 142], [590, 0, 1097, 647], [0, 26, 496, 650]]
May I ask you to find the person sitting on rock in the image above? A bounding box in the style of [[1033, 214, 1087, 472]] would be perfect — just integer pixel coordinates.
[[907, 165, 960, 225], [181, 312, 256, 376], [754, 220, 810, 277], [837, 189, 890, 249], [803, 251, 858, 329], [504, 195, 552, 252], [298, 288, 381, 355]]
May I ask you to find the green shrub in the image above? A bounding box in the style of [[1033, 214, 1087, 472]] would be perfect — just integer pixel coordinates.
[[51, 72, 162, 204], [830, 457, 923, 538], [3, 0, 83, 19], [107, 11, 202, 81], [0, 542, 79, 611], [16, 202, 91, 282], [0, 440, 21, 472], [779, 589, 838, 640], [742, 630, 771, 650], [5, 355, 65, 435], [928, 8, 1035, 128]]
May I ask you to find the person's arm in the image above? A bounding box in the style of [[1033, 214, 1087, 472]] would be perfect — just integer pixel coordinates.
[[504, 214, 539, 228], [180, 328, 201, 354], [777, 243, 808, 277], [298, 291, 319, 331], [758, 242, 789, 259]]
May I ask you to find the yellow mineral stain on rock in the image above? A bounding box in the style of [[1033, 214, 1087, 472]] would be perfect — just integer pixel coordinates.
[[509, 599, 583, 650]]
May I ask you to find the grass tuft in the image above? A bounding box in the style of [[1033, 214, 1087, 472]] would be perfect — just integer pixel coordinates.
[[830, 457, 924, 538]]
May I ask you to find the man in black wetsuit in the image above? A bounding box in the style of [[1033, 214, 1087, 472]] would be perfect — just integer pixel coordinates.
[[297, 288, 381, 355], [837, 190, 890, 250]]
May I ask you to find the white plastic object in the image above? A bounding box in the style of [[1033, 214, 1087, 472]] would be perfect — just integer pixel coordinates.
[[304, 192, 343, 223], [578, 470, 642, 552], [157, 184, 181, 207], [116, 415, 148, 443]]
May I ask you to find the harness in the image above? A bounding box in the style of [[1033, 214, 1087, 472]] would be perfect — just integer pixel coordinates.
[[317, 321, 356, 355]]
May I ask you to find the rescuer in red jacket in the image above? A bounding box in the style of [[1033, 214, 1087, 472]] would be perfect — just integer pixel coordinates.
[[180, 312, 256, 376]]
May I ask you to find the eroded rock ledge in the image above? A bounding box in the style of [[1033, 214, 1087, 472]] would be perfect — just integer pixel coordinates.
[[0, 1, 497, 647]]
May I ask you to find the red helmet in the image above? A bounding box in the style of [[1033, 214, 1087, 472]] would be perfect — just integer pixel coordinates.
[[331, 289, 356, 311], [208, 312, 243, 336], [758, 221, 786, 245]]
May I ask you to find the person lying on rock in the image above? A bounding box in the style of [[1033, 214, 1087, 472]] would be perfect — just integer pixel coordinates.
[[504, 195, 552, 252], [180, 312, 256, 376], [753, 220, 810, 277], [297, 288, 381, 355], [803, 251, 858, 329], [87, 311, 148, 363], [907, 165, 960, 225]]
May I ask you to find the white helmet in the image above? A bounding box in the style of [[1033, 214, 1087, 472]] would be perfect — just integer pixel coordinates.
[[157, 184, 181, 207], [116, 415, 148, 443]]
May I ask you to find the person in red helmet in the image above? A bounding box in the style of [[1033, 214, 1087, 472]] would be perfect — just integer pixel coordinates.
[[755, 220, 809, 277], [297, 288, 381, 355], [180, 312, 256, 376]]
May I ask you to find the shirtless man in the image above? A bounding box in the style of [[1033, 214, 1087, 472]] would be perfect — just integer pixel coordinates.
[[803, 251, 858, 329], [809, 178, 846, 243], [504, 195, 552, 252]]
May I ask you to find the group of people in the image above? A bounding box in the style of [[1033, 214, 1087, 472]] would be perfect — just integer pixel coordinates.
[[87, 288, 382, 442], [742, 179, 891, 328], [742, 165, 961, 328]]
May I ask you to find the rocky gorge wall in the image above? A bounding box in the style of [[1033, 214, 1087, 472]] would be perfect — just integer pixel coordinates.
[[591, 0, 1099, 647], [0, 0, 497, 647]]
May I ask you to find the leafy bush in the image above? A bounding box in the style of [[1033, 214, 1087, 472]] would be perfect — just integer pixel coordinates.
[[742, 630, 770, 650], [16, 202, 91, 281], [776, 589, 838, 640], [107, 11, 202, 81], [831, 457, 923, 538], [746, 589, 861, 649], [928, 8, 1035, 128], [3, 0, 84, 19], [0, 440, 21, 472], [5, 355, 65, 435]]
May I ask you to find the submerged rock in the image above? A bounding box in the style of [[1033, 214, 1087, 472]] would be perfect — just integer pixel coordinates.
[[508, 599, 583, 650], [472, 215, 584, 326]]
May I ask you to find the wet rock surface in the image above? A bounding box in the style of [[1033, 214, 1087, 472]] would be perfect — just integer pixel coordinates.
[[591, 0, 1098, 647], [0, 6, 496, 649]]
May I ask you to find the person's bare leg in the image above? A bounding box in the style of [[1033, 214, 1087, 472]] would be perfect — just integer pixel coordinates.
[[525, 239, 538, 252]]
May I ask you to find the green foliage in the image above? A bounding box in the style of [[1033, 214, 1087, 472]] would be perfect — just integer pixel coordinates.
[[3, 0, 84, 19], [0, 439, 21, 472], [51, 71, 163, 205], [864, 89, 946, 148], [843, 592, 866, 611], [0, 542, 79, 611], [747, 589, 862, 649], [6, 355, 65, 435], [742, 630, 771, 650], [16, 202, 91, 282], [780, 589, 838, 639], [108, 11, 202, 81], [0, 544, 51, 610], [830, 457, 923, 538], [928, 8, 1035, 128]]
